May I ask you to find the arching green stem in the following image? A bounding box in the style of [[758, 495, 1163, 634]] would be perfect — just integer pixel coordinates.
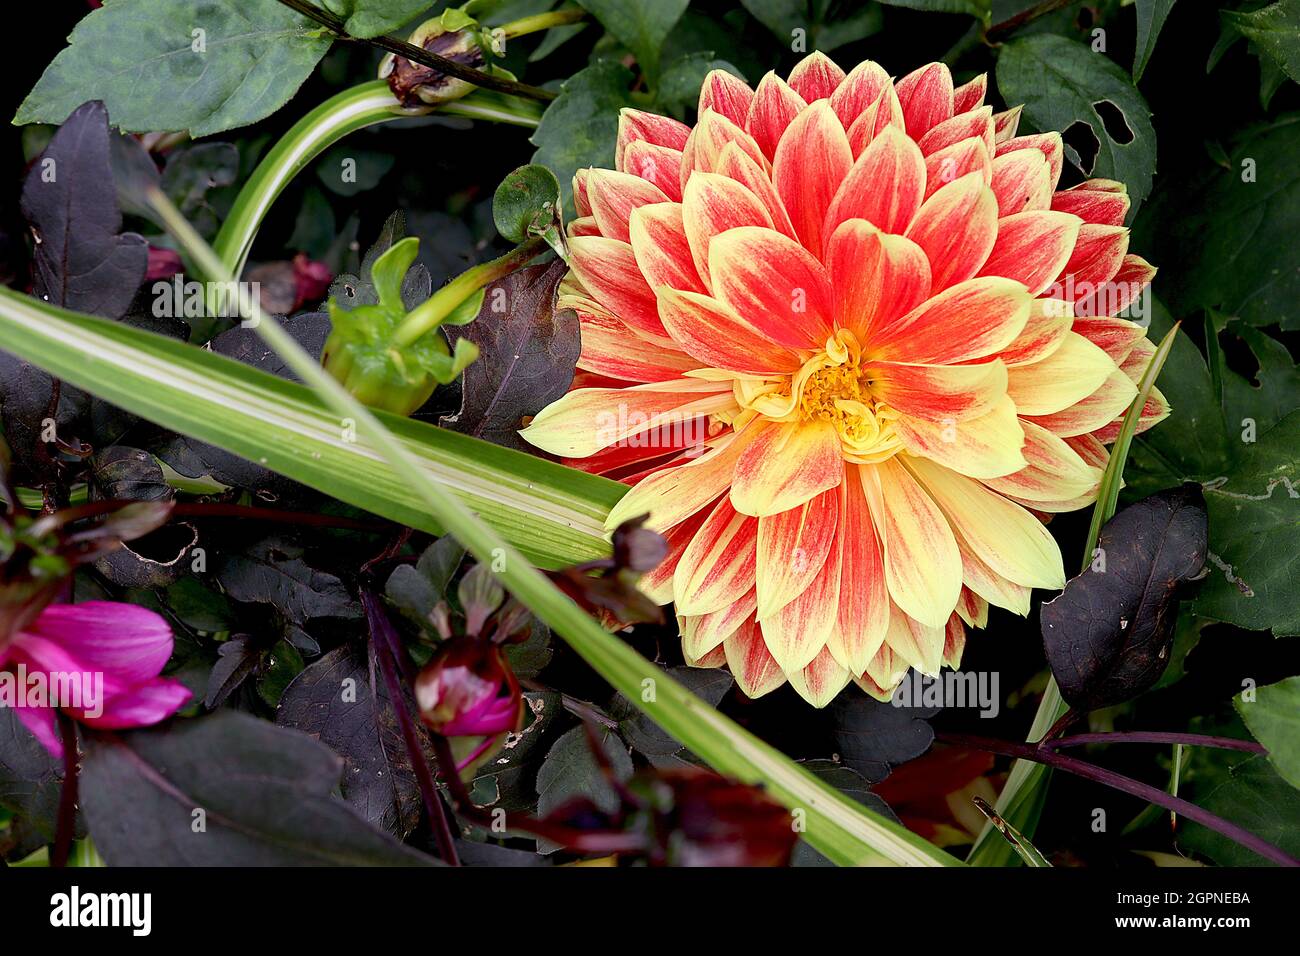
[[210, 81, 542, 282]]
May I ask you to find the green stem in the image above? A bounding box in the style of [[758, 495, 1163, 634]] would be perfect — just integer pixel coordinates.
[[210, 82, 541, 283], [393, 237, 547, 347], [967, 324, 1181, 866], [500, 8, 587, 39], [149, 189, 958, 870]]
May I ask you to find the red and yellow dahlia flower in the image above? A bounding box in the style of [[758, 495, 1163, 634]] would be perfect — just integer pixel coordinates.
[[522, 54, 1169, 707]]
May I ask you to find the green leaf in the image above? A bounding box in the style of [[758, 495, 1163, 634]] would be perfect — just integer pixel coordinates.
[[1133, 0, 1178, 81], [15, 0, 333, 137], [575, 0, 689, 82], [1180, 756, 1300, 865], [997, 34, 1157, 214], [321, 0, 433, 38], [530, 59, 636, 214], [0, 285, 623, 569], [1223, 0, 1300, 85], [655, 53, 744, 119], [1237, 677, 1300, 789], [1143, 115, 1300, 330], [876, 0, 990, 16], [493, 164, 561, 243], [1195, 411, 1300, 636], [740, 0, 884, 51], [536, 724, 634, 817]]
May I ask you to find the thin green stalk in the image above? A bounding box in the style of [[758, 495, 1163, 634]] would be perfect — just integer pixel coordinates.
[[500, 8, 588, 39], [393, 237, 546, 346], [150, 189, 958, 868], [967, 324, 1181, 866], [210, 82, 542, 282]]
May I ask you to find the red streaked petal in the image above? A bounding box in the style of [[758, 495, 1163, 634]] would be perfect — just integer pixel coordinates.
[[573, 169, 592, 217], [892, 395, 1027, 479], [993, 105, 1023, 143], [865, 359, 1008, 423], [978, 210, 1081, 296], [1051, 178, 1130, 226], [895, 62, 954, 139], [674, 496, 758, 615], [830, 59, 891, 128], [682, 171, 775, 288], [861, 459, 962, 627], [870, 276, 1031, 364], [905, 171, 998, 291], [568, 215, 601, 237], [629, 202, 706, 295], [1072, 254, 1156, 319], [982, 419, 1102, 503], [621, 140, 684, 201], [918, 106, 994, 158], [996, 133, 1065, 190], [761, 524, 843, 673], [825, 125, 926, 237], [680, 589, 757, 660], [996, 297, 1073, 366], [788, 50, 847, 101], [826, 218, 931, 341], [698, 69, 755, 126], [990, 148, 1052, 216], [572, 297, 702, 382], [1023, 366, 1138, 437], [786, 646, 851, 708], [746, 72, 808, 161], [922, 136, 992, 201], [639, 507, 712, 603], [1071, 316, 1147, 364], [1056, 223, 1130, 299], [1006, 331, 1119, 416], [846, 84, 906, 156], [731, 419, 844, 517], [724, 614, 787, 698], [586, 168, 669, 243], [680, 109, 768, 191], [953, 73, 988, 113], [831, 466, 889, 674], [568, 235, 666, 338], [755, 486, 838, 619], [775, 100, 854, 259], [708, 226, 835, 350], [656, 287, 800, 374], [616, 108, 691, 168], [714, 141, 797, 239]]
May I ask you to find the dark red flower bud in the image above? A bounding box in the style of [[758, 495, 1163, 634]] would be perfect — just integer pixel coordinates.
[[413, 636, 523, 775]]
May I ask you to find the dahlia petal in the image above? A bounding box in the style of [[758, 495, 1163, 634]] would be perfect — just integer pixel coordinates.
[[892, 395, 1027, 479], [621, 140, 684, 202], [992, 105, 1023, 142], [708, 226, 835, 350], [573, 169, 593, 217], [895, 62, 954, 139], [760, 524, 842, 672], [714, 142, 797, 238], [1055, 223, 1130, 299], [1070, 316, 1148, 364], [786, 646, 852, 708], [680, 589, 757, 659], [587, 168, 670, 243], [1006, 332, 1119, 416], [996, 133, 1065, 190], [572, 296, 702, 382], [832, 467, 889, 674], [24, 601, 175, 685], [917, 106, 994, 158], [953, 73, 988, 113], [997, 297, 1073, 366], [640, 507, 712, 603], [978, 210, 1082, 296], [960, 539, 1032, 616], [568, 235, 667, 338], [629, 202, 707, 295], [871, 276, 1031, 364], [788, 50, 847, 101], [861, 459, 962, 627], [681, 110, 768, 192], [698, 69, 755, 126], [731, 419, 844, 517], [860, 642, 909, 701], [956, 587, 988, 628], [943, 614, 967, 669], [616, 108, 691, 168], [906, 457, 1065, 590], [657, 287, 800, 375], [904, 172, 999, 291], [523, 380, 733, 458], [829, 60, 892, 128], [990, 148, 1052, 216], [1073, 254, 1156, 319], [746, 72, 808, 161], [1023, 367, 1139, 437], [684, 171, 777, 291], [755, 486, 838, 619], [1051, 178, 1130, 226], [724, 615, 787, 698], [684, 643, 728, 668], [674, 496, 758, 615], [827, 219, 931, 341], [922, 136, 993, 201], [824, 126, 926, 238], [568, 215, 602, 237], [845, 84, 906, 156], [865, 359, 1008, 422], [982, 419, 1102, 503], [883, 603, 943, 676], [775, 101, 854, 258]]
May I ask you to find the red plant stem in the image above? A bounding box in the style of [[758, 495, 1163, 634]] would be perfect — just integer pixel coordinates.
[[51, 712, 79, 868], [937, 733, 1298, 867], [1045, 732, 1266, 754], [362, 592, 460, 866]]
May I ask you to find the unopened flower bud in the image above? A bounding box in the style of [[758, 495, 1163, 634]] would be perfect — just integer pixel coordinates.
[[379, 13, 493, 111], [413, 636, 523, 776]]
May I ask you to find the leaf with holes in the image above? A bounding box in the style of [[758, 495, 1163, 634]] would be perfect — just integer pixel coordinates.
[[997, 33, 1157, 214], [1042, 486, 1209, 712]]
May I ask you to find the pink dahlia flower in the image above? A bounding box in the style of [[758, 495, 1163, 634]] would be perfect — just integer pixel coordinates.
[[522, 54, 1169, 706], [0, 601, 191, 755]]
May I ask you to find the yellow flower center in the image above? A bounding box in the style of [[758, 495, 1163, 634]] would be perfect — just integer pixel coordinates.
[[733, 330, 903, 464]]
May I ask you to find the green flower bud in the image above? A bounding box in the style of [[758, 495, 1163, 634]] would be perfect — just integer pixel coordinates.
[[378, 10, 509, 111]]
